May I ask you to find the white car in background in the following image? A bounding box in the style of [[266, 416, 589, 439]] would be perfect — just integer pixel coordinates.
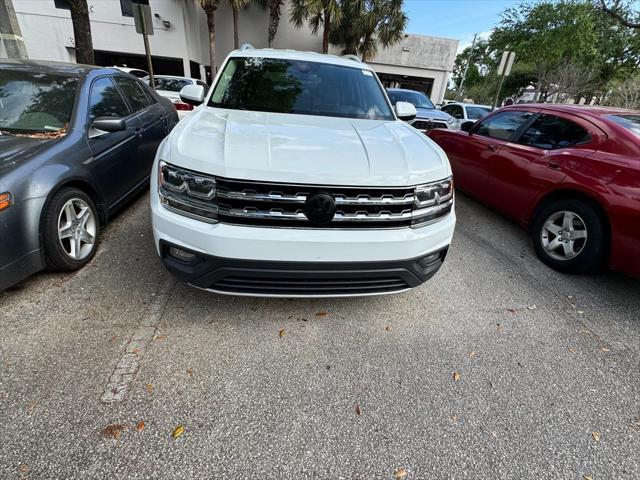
[[107, 66, 150, 78], [145, 75, 210, 120], [440, 102, 493, 129]]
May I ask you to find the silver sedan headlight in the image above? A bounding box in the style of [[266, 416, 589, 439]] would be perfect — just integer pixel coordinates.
[[158, 161, 218, 223]]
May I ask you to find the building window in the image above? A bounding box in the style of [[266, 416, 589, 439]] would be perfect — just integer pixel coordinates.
[[120, 0, 149, 18], [120, 0, 134, 17], [54, 0, 70, 10]]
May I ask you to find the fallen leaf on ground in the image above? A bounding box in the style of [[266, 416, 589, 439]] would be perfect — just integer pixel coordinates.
[[598, 346, 610, 352], [592, 431, 601, 442], [453, 372, 461, 381], [450, 414, 458, 422], [19, 464, 29, 473], [27, 400, 37, 413], [132, 348, 141, 356], [355, 404, 361, 415], [385, 325, 392, 332], [568, 347, 577, 353], [394, 467, 408, 479], [154, 335, 166, 341], [583, 475, 593, 480], [172, 425, 185, 439], [279, 329, 286, 338], [468, 351, 477, 358], [109, 335, 118, 342], [186, 368, 194, 376], [102, 424, 125, 440], [146, 383, 154, 394], [577, 310, 584, 315], [315, 311, 328, 317], [496, 323, 503, 332], [507, 308, 517, 314], [136, 421, 145, 432]]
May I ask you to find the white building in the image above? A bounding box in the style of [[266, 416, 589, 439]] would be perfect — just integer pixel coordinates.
[[1, 0, 458, 102]]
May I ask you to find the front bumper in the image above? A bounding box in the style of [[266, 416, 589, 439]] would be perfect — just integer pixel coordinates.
[[151, 181, 455, 297], [0, 198, 46, 291], [159, 240, 448, 297]]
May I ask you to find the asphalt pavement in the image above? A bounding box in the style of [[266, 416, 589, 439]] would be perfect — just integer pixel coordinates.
[[1, 191, 638, 479]]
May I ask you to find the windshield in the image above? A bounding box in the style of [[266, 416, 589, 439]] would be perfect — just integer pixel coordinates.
[[0, 70, 77, 136], [466, 106, 492, 120], [154, 77, 192, 92], [209, 57, 394, 120], [387, 90, 435, 110], [608, 114, 640, 136]]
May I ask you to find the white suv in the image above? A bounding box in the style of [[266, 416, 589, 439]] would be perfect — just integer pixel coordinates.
[[151, 47, 455, 297]]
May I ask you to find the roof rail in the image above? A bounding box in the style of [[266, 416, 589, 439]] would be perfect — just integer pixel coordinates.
[[341, 54, 362, 63], [239, 43, 254, 51]]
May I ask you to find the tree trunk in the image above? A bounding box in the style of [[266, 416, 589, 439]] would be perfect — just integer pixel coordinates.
[[69, 0, 94, 65], [204, 5, 217, 76], [232, 5, 239, 49], [268, 0, 281, 47], [321, 10, 330, 54]]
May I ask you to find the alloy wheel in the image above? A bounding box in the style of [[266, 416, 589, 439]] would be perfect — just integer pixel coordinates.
[[540, 210, 588, 261], [57, 198, 96, 260]]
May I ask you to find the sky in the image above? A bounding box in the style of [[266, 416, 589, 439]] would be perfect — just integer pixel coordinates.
[[404, 0, 519, 52]]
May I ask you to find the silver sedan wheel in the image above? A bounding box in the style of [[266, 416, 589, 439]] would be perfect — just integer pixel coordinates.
[[57, 198, 96, 260], [540, 210, 588, 261]]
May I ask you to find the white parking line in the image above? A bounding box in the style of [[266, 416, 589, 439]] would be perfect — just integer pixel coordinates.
[[100, 276, 176, 403]]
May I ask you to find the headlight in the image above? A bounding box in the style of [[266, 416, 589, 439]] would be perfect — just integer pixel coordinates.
[[0, 192, 13, 212], [158, 161, 218, 223], [412, 177, 453, 227]]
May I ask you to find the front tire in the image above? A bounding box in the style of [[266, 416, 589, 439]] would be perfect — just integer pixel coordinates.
[[532, 198, 606, 274], [42, 188, 100, 272]]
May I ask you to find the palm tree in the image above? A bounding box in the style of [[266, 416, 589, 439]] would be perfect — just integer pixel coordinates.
[[268, 0, 284, 47], [68, 0, 94, 64], [290, 0, 342, 54], [198, 0, 218, 75], [331, 0, 407, 62], [228, 0, 250, 49]]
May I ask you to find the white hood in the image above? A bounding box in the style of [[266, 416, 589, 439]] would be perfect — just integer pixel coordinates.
[[165, 107, 451, 186]]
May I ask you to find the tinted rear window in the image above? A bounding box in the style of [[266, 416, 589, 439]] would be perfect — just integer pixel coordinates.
[[155, 78, 192, 92]]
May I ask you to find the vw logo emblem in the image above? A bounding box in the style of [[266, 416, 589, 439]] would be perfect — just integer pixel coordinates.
[[304, 193, 336, 225]]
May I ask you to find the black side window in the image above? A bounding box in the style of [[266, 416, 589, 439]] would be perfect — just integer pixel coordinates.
[[476, 111, 534, 141], [89, 77, 130, 119], [113, 77, 151, 112], [121, 0, 148, 17], [519, 115, 591, 150], [54, 0, 70, 9]]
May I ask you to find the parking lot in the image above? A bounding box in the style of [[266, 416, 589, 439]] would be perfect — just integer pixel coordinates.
[[1, 191, 639, 479]]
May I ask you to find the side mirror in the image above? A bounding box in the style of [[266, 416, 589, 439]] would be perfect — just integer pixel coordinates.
[[179, 84, 205, 106], [92, 117, 126, 133], [395, 101, 417, 121], [461, 121, 475, 133]]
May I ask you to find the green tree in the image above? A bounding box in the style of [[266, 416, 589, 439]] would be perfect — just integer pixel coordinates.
[[598, 0, 640, 28], [490, 1, 599, 101], [330, 0, 407, 62], [290, 0, 342, 54], [198, 0, 219, 73]]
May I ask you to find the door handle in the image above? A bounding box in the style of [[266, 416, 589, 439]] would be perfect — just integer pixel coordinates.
[[488, 144, 497, 152]]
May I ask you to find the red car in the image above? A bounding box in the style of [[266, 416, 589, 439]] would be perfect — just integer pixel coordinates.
[[429, 104, 640, 278]]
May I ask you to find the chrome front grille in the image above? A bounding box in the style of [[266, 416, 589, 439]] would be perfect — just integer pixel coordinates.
[[411, 120, 448, 131], [214, 178, 451, 228]]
